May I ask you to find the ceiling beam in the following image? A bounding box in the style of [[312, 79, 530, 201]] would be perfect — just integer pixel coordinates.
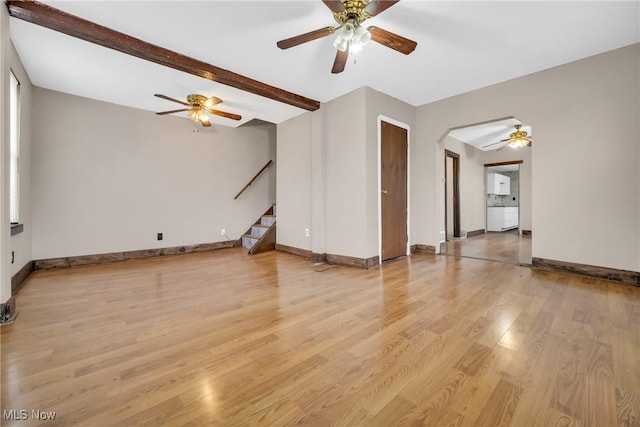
[[6, 0, 320, 112]]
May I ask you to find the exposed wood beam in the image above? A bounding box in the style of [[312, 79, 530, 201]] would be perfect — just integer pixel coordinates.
[[6, 0, 320, 112]]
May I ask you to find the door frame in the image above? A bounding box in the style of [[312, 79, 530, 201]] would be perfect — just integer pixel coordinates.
[[377, 115, 410, 261], [444, 149, 460, 240]]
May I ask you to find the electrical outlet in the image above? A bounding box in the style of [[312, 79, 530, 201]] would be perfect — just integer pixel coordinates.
[[304, 228, 310, 237], [221, 229, 226, 236], [157, 232, 163, 241]]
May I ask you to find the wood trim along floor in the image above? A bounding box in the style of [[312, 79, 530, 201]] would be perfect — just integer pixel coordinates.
[[275, 245, 379, 269], [325, 254, 379, 269], [11, 260, 34, 295], [275, 243, 312, 259], [34, 240, 235, 270], [522, 229, 532, 236], [466, 229, 486, 238], [410, 244, 436, 254], [532, 257, 640, 286]]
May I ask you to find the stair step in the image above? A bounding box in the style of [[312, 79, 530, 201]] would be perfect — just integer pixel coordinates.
[[260, 215, 276, 226], [242, 235, 259, 249], [251, 225, 270, 237]]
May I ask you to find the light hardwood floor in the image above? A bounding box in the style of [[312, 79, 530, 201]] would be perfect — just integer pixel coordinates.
[[441, 230, 532, 266], [2, 248, 639, 426]]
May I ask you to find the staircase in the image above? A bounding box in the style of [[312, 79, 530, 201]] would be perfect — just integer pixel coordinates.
[[239, 205, 276, 255]]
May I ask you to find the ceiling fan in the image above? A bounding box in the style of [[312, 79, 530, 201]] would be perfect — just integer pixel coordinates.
[[154, 94, 242, 127], [483, 124, 532, 150], [276, 0, 417, 74]]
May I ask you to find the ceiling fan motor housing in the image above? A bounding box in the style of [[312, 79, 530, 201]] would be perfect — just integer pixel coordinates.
[[333, 0, 370, 25]]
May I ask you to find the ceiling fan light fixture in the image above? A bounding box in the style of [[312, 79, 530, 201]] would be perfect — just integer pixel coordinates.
[[333, 34, 349, 51], [341, 22, 356, 41], [354, 25, 371, 45], [508, 138, 527, 148]]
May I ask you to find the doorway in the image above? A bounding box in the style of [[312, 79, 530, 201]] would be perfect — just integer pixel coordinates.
[[380, 120, 408, 262], [444, 150, 460, 240]]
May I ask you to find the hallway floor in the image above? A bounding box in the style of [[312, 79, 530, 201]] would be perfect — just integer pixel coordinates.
[[441, 230, 532, 265]]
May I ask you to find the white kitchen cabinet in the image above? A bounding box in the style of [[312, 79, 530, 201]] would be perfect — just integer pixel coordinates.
[[487, 173, 510, 195], [487, 207, 519, 231]]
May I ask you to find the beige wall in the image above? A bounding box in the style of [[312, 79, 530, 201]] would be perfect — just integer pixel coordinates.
[[417, 43, 640, 271], [276, 87, 417, 260], [324, 88, 368, 258], [31, 88, 276, 259], [276, 112, 312, 250]]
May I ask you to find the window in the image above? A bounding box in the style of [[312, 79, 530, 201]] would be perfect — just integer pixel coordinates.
[[9, 70, 20, 225]]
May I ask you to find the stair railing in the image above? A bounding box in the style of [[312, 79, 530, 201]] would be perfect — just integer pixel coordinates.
[[234, 160, 273, 200]]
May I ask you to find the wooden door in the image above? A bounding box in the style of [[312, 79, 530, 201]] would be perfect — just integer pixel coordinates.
[[381, 121, 408, 261]]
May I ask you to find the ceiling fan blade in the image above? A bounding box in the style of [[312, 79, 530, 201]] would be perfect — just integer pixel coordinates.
[[277, 27, 336, 49], [365, 0, 400, 17], [200, 118, 212, 127], [204, 96, 222, 107], [331, 49, 349, 74], [368, 27, 417, 55], [156, 108, 190, 115], [154, 93, 190, 106], [208, 109, 242, 121], [322, 0, 345, 13]]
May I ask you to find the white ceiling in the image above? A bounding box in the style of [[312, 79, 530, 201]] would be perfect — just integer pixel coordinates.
[[9, 1, 640, 127], [448, 117, 530, 151]]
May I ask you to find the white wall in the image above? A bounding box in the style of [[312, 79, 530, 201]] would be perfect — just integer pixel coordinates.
[[32, 88, 276, 259], [276, 112, 312, 251], [416, 43, 640, 271]]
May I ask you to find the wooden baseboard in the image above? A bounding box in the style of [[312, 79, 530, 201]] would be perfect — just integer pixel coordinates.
[[11, 260, 34, 295], [532, 257, 639, 286], [522, 230, 532, 236], [467, 229, 485, 238], [325, 253, 379, 269], [410, 244, 436, 255], [0, 295, 17, 324], [34, 241, 236, 270], [275, 244, 311, 259], [311, 252, 326, 263]]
